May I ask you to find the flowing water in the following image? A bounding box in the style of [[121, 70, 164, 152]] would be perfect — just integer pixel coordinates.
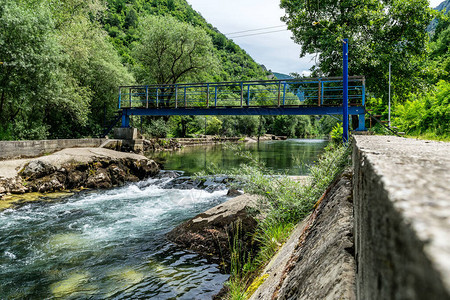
[[0, 178, 229, 299], [0, 139, 327, 299]]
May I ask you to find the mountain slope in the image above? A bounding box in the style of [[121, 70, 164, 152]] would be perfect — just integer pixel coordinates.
[[428, 0, 450, 33], [102, 0, 269, 82]]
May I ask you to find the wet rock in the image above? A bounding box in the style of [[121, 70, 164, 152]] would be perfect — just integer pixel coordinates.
[[66, 170, 85, 188], [163, 175, 232, 191], [3, 177, 27, 194], [167, 194, 261, 270], [155, 170, 183, 179], [128, 159, 159, 178], [227, 188, 243, 197], [85, 168, 112, 189], [36, 175, 65, 193], [107, 164, 127, 185]]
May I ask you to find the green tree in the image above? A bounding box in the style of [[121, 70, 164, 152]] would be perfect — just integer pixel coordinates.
[[133, 15, 220, 85], [32, 0, 134, 138], [280, 0, 434, 100], [0, 0, 61, 139]]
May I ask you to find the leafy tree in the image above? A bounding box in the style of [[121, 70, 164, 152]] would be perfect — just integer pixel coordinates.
[[280, 0, 434, 100], [44, 0, 134, 137], [133, 15, 220, 85], [205, 116, 223, 135], [0, 0, 61, 139]]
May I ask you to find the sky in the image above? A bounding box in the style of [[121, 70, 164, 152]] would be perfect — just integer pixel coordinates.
[[187, 0, 444, 76]]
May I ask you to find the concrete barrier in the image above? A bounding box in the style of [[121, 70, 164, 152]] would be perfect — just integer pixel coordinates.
[[0, 138, 106, 160], [353, 136, 450, 299]]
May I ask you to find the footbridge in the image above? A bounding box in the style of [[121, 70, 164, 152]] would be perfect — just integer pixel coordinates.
[[117, 76, 366, 131]]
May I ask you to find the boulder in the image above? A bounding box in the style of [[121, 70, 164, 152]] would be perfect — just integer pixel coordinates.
[[167, 194, 262, 270], [31, 174, 66, 193], [20, 160, 55, 179], [85, 168, 112, 189]]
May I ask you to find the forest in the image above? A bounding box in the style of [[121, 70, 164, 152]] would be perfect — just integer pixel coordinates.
[[0, 0, 449, 140]]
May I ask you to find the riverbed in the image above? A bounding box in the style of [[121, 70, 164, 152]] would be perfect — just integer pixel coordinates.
[[0, 139, 327, 298]]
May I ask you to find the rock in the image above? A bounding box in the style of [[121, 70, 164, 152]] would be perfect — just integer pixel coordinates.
[[85, 168, 112, 189], [167, 194, 262, 269], [7, 177, 26, 194], [227, 188, 243, 197], [107, 164, 127, 185], [20, 160, 55, 179], [35, 175, 65, 193], [1, 148, 160, 196], [162, 175, 232, 191], [67, 170, 85, 188], [156, 170, 182, 179]]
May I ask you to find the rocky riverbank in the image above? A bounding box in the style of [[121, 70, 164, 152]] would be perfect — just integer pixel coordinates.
[[167, 193, 262, 270], [0, 148, 159, 200]]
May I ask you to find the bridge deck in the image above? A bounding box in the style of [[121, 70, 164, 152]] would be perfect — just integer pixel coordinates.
[[117, 76, 367, 130]]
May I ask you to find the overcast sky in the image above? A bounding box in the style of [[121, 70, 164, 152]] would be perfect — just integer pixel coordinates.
[[187, 0, 444, 75]]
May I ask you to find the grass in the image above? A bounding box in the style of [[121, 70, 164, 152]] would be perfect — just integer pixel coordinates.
[[197, 141, 351, 299]]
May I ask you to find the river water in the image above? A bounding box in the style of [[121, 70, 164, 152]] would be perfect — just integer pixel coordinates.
[[0, 139, 327, 299], [153, 139, 328, 175]]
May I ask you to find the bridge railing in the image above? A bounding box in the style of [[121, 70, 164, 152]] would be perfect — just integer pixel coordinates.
[[118, 76, 365, 109]]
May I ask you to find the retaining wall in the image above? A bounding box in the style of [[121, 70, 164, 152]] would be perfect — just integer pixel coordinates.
[[0, 139, 106, 160], [353, 136, 450, 299]]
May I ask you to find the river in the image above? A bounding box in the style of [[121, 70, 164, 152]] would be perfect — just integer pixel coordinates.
[[0, 139, 327, 299]]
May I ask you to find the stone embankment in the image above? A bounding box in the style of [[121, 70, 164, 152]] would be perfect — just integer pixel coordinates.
[[250, 172, 355, 299], [352, 135, 450, 299], [0, 138, 107, 160], [0, 148, 159, 199], [252, 136, 450, 299]]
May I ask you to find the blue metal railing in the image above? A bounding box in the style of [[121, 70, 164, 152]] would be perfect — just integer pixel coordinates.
[[118, 76, 365, 110]]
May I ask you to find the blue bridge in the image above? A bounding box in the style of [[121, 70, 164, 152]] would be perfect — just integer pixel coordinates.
[[117, 76, 366, 131]]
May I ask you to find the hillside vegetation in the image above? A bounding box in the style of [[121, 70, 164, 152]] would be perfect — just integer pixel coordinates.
[[0, 0, 281, 140], [1, 0, 448, 141]]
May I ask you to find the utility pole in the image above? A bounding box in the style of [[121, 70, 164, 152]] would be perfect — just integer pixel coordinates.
[[343, 39, 349, 144]]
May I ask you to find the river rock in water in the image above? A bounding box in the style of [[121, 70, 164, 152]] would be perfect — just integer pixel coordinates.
[[0, 148, 160, 195], [167, 194, 262, 270]]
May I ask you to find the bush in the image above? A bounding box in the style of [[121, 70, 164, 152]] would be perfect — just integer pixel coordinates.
[[393, 80, 450, 140], [330, 124, 343, 143]]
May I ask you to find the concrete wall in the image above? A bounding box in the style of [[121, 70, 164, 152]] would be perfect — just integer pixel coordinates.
[[353, 136, 450, 300], [0, 138, 106, 160]]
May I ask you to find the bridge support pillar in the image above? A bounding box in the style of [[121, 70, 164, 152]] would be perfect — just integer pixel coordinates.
[[355, 113, 366, 131], [121, 112, 130, 128]]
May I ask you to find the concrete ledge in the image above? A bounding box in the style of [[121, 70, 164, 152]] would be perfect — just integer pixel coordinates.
[[353, 136, 450, 299], [0, 139, 106, 160]]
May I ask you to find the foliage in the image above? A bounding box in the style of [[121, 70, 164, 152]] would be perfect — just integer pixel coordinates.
[[0, 0, 60, 139], [280, 0, 434, 101], [205, 116, 223, 135], [133, 15, 220, 85], [330, 124, 343, 143], [142, 118, 170, 138], [0, 0, 134, 140], [393, 80, 450, 139]]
